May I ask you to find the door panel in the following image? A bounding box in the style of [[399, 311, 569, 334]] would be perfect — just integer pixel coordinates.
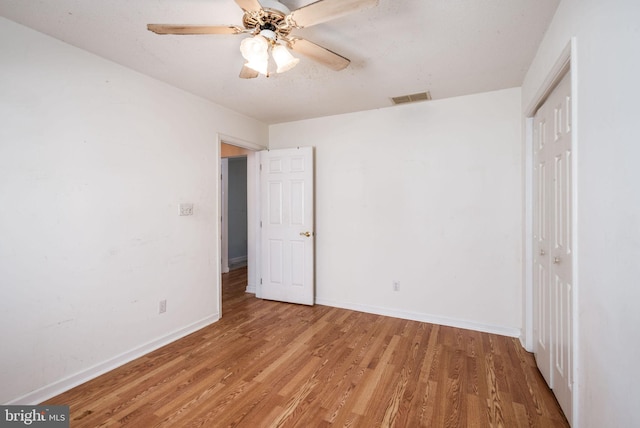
[[268, 239, 284, 283], [550, 73, 573, 422], [291, 180, 305, 224], [268, 182, 283, 224], [260, 147, 314, 305], [533, 118, 552, 385]]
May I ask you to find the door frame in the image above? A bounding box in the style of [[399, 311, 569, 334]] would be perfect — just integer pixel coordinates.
[[523, 38, 578, 426], [217, 133, 266, 316], [221, 158, 229, 274]]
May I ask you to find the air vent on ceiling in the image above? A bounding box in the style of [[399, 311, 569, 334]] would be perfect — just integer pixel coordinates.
[[391, 91, 432, 105]]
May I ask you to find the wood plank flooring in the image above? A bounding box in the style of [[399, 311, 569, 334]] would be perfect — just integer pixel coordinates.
[[44, 268, 569, 427]]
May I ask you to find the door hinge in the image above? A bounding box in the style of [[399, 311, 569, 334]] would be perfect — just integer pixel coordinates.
[[260, 278, 263, 285], [260, 163, 263, 171], [260, 220, 262, 227]]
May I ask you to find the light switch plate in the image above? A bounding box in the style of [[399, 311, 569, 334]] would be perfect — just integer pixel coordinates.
[[179, 203, 194, 216]]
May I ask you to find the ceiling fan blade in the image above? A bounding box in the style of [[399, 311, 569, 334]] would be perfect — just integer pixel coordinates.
[[239, 64, 259, 79], [288, 0, 378, 28], [147, 24, 243, 35], [234, 0, 263, 13], [288, 38, 350, 71]]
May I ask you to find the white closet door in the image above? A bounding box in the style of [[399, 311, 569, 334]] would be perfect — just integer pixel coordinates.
[[533, 71, 573, 424]]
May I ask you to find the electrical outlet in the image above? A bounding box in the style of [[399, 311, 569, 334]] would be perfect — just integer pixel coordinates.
[[392, 280, 400, 292], [159, 299, 167, 314], [179, 203, 193, 216]]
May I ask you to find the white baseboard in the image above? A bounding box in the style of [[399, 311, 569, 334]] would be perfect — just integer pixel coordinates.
[[8, 313, 220, 405], [314, 298, 520, 338], [245, 285, 256, 294], [229, 256, 247, 266]]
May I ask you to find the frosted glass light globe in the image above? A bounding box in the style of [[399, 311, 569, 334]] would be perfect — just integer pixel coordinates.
[[272, 45, 300, 73], [240, 35, 269, 62]]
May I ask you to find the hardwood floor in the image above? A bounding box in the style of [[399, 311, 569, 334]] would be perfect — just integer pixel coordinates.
[[45, 268, 569, 427]]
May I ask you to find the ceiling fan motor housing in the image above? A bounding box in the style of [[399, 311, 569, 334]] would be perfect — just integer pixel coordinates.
[[242, 1, 293, 38]]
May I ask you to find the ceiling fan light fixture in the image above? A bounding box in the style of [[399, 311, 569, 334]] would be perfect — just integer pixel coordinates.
[[148, 0, 380, 78], [272, 44, 300, 73], [240, 35, 269, 62]]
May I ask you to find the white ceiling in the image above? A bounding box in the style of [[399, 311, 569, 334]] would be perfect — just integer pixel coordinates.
[[0, 0, 559, 124]]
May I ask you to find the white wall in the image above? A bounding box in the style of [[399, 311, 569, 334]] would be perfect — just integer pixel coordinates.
[[0, 18, 268, 404], [522, 1, 640, 426], [270, 88, 523, 336]]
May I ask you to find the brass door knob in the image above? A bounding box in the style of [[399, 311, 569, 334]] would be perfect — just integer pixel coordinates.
[[300, 231, 312, 237]]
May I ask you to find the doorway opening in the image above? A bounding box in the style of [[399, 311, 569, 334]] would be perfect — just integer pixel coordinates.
[[221, 145, 249, 274], [218, 137, 263, 316]]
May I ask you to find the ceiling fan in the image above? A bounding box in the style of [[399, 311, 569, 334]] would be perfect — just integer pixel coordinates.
[[147, 0, 378, 78]]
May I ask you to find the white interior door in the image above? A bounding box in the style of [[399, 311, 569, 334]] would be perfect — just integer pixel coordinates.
[[259, 147, 314, 305], [533, 71, 573, 423]]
